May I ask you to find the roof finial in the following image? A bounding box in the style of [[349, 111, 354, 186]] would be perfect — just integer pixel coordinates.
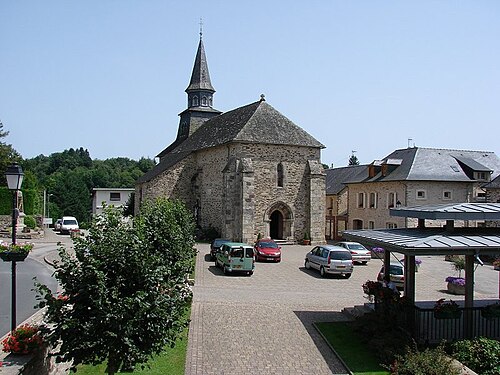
[[199, 17, 203, 40], [260, 93, 266, 102]]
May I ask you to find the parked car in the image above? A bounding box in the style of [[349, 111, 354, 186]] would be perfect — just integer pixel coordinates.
[[254, 238, 281, 262], [336, 241, 371, 264], [59, 216, 79, 235], [54, 219, 62, 231], [210, 238, 231, 260], [377, 263, 405, 290], [304, 245, 353, 278], [215, 242, 255, 276]]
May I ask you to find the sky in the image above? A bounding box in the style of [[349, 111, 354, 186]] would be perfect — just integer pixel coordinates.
[[1, 1, 499, 167]]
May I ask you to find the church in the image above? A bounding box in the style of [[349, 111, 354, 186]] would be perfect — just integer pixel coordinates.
[[135, 35, 326, 244]]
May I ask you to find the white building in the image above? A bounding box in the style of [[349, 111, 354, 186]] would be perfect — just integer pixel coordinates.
[[92, 188, 134, 216]]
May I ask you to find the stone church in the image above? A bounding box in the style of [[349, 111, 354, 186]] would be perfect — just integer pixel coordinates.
[[135, 36, 326, 244]]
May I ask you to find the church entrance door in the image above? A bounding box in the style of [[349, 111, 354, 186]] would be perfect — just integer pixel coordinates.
[[270, 210, 284, 239]]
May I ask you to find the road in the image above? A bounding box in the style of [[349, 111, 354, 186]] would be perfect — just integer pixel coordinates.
[[0, 229, 73, 337]]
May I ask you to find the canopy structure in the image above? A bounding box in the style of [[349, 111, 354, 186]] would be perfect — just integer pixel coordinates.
[[343, 203, 500, 309]]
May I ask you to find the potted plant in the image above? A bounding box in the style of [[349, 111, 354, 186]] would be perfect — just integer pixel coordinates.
[[0, 241, 34, 262], [371, 247, 384, 259], [445, 257, 466, 294], [302, 232, 311, 245], [493, 258, 500, 271], [481, 302, 500, 320], [2, 324, 44, 354], [434, 298, 462, 319], [362, 280, 383, 303]]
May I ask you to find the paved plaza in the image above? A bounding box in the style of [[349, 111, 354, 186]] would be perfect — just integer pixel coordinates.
[[185, 242, 499, 375]]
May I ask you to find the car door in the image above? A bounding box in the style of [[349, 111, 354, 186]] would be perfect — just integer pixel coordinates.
[[309, 246, 322, 270]]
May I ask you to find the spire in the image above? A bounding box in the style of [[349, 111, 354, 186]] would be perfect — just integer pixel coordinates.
[[186, 38, 215, 93]]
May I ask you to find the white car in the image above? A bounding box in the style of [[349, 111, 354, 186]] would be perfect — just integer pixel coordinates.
[[54, 219, 62, 231], [336, 241, 371, 264], [60, 216, 79, 234]]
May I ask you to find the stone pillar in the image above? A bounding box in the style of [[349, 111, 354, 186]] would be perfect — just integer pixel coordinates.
[[308, 160, 326, 244], [240, 158, 255, 244]]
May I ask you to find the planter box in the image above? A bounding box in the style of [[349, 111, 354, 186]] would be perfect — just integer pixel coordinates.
[[447, 282, 465, 295], [0, 251, 29, 262], [434, 310, 462, 320]]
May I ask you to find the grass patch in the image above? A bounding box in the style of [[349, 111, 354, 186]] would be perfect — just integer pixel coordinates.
[[76, 310, 190, 374], [315, 321, 389, 375]]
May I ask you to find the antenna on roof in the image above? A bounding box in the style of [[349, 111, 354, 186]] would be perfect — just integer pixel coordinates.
[[199, 17, 203, 40]]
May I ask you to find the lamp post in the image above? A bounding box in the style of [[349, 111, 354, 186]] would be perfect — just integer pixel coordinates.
[[5, 163, 24, 332]]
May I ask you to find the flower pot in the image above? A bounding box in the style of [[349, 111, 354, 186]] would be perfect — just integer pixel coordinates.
[[447, 282, 465, 295], [302, 240, 310, 245], [0, 251, 29, 262], [434, 309, 462, 319]]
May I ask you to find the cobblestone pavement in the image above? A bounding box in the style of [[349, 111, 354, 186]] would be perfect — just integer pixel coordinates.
[[185, 243, 499, 375]]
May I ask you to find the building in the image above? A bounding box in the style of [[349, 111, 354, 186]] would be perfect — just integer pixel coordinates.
[[326, 147, 500, 238], [92, 188, 134, 216], [135, 36, 326, 244]]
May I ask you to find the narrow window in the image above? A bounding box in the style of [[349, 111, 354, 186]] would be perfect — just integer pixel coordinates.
[[368, 221, 375, 229], [358, 192, 365, 208], [387, 192, 396, 208], [369, 192, 377, 208], [277, 163, 284, 187], [192, 96, 199, 106], [202, 96, 207, 106], [110, 192, 121, 201]]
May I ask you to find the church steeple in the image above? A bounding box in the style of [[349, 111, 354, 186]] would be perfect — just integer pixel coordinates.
[[174, 33, 221, 142], [185, 35, 215, 109]]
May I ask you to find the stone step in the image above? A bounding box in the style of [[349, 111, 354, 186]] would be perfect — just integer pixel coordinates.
[[342, 304, 374, 320]]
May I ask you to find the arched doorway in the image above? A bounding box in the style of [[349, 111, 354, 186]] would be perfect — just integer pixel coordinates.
[[270, 210, 284, 239], [264, 202, 293, 241]]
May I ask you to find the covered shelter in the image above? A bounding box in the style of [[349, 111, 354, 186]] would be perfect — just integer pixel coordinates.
[[343, 203, 500, 342]]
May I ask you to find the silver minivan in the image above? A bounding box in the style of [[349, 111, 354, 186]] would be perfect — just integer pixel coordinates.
[[304, 245, 353, 278]]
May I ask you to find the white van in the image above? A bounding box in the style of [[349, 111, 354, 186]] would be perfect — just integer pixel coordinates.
[[60, 216, 79, 234]]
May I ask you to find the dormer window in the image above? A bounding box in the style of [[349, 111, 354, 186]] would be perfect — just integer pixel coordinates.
[[474, 171, 489, 181]]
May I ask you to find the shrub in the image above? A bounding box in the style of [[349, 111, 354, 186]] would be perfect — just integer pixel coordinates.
[[451, 337, 500, 375], [388, 343, 460, 375], [24, 215, 36, 229], [2, 324, 44, 354]]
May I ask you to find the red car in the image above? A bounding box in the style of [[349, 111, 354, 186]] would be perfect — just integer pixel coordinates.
[[254, 239, 281, 262]]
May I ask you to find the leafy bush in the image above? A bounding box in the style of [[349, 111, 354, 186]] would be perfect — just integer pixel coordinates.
[[24, 215, 36, 229], [388, 344, 460, 375], [451, 337, 500, 375]]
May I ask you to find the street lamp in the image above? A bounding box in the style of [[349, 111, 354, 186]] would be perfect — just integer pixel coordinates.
[[5, 163, 24, 331]]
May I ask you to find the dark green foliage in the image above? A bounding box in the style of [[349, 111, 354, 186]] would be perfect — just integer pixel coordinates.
[[451, 337, 500, 375], [23, 215, 36, 229], [123, 192, 135, 217], [35, 198, 196, 375], [348, 154, 360, 166], [388, 344, 460, 375], [0, 122, 22, 187]]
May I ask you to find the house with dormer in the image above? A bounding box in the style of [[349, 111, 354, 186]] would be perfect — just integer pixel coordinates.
[[326, 147, 500, 238], [135, 36, 326, 244]]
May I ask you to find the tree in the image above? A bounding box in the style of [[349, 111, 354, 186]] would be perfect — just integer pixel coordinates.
[[36, 198, 196, 374], [0, 121, 22, 185], [348, 153, 360, 166]]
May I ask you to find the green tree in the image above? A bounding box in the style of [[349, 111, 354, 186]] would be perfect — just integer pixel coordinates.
[[36, 198, 196, 375], [348, 153, 360, 166], [0, 121, 22, 185]]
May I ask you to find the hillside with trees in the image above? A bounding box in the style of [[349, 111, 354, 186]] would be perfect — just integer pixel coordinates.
[[0, 123, 155, 225]]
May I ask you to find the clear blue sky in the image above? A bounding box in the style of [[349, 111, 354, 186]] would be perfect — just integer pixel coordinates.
[[1, 1, 499, 167]]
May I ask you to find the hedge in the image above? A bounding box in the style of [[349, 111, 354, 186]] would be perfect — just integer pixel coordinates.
[[0, 187, 39, 215]]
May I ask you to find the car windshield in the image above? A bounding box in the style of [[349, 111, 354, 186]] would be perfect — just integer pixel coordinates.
[[259, 241, 278, 248], [346, 244, 366, 251], [389, 265, 404, 275], [329, 251, 351, 260], [63, 220, 77, 225], [214, 239, 229, 246]]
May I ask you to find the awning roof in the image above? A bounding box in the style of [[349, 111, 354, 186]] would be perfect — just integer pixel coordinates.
[[343, 228, 500, 256], [390, 203, 500, 221]]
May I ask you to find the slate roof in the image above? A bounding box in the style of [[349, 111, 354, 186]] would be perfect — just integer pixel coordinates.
[[483, 174, 500, 189], [344, 147, 500, 184], [186, 38, 214, 92], [325, 165, 366, 195], [172, 100, 324, 153], [390, 203, 500, 220], [138, 100, 324, 183]]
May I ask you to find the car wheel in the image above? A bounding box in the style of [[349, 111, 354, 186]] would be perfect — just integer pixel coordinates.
[[362, 261, 368, 265], [304, 259, 311, 269], [320, 266, 326, 278], [344, 273, 352, 279], [215, 259, 219, 268], [223, 265, 229, 275]]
